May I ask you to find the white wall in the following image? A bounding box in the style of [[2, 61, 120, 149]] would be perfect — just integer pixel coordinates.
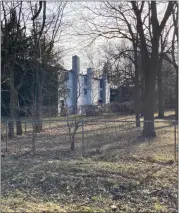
[[105, 80, 110, 104], [78, 75, 88, 106], [58, 70, 110, 115], [91, 79, 100, 105]]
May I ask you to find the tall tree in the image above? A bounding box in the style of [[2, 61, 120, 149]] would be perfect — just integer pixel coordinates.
[[131, 1, 174, 136], [75, 1, 175, 136], [1, 1, 67, 136], [1, 3, 30, 137], [163, 2, 178, 120], [103, 42, 142, 127], [29, 1, 67, 132]]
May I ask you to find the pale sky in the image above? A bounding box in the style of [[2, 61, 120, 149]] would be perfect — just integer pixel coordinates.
[[57, 2, 113, 72], [57, 1, 172, 72]]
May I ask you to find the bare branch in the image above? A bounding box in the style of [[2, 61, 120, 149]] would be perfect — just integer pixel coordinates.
[[31, 1, 43, 21]]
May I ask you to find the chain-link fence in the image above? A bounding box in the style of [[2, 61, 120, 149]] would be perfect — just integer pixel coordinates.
[[1, 118, 178, 162]]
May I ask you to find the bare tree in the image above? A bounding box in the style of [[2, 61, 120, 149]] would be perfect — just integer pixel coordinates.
[[60, 65, 106, 151], [1, 2, 30, 137], [103, 41, 142, 127], [1, 2, 67, 139], [131, 2, 174, 136], [163, 2, 178, 120], [73, 2, 174, 136], [157, 24, 173, 119], [27, 2, 67, 132]]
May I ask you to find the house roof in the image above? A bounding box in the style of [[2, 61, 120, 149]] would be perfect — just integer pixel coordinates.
[[60, 68, 69, 72]]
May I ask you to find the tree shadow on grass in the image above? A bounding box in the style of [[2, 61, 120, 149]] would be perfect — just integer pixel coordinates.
[[3, 119, 175, 163], [155, 113, 176, 121]]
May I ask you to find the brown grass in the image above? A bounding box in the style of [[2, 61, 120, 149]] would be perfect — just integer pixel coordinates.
[[1, 111, 178, 213]]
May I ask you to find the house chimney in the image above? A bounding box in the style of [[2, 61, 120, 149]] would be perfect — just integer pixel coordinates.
[[72, 55, 80, 74], [87, 67, 93, 76]]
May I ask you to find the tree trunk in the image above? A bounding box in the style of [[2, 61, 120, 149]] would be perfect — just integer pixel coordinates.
[[175, 71, 178, 120], [157, 58, 164, 118], [142, 73, 157, 137], [14, 91, 23, 135], [38, 70, 43, 131], [16, 120, 22, 135], [9, 65, 15, 139], [141, 35, 159, 138], [134, 86, 141, 127], [34, 69, 43, 133], [8, 121, 14, 139], [32, 127, 36, 155], [36, 88, 43, 132], [134, 44, 141, 127], [135, 114, 140, 127], [71, 135, 75, 151]]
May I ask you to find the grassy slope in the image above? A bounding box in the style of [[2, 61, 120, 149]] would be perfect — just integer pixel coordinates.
[[1, 111, 178, 213]]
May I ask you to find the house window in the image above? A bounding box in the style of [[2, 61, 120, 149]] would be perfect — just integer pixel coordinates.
[[84, 76, 88, 85], [65, 88, 70, 95], [100, 79, 103, 88], [100, 90, 103, 98], [65, 73, 69, 81], [98, 99, 102, 104], [84, 88, 87, 95]]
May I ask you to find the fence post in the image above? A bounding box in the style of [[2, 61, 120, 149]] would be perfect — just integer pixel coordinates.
[[25, 120, 27, 134], [50, 104, 52, 118], [174, 121, 177, 162], [5, 120, 8, 152], [50, 116, 51, 130], [81, 119, 85, 156]]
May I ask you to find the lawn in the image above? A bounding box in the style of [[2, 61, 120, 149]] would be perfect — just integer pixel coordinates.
[[1, 111, 178, 212]]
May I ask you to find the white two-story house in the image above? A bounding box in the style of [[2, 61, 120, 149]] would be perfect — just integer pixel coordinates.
[[58, 55, 110, 115]]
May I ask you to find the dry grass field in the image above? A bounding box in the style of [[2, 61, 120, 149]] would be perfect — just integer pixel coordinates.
[[1, 111, 178, 212]]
